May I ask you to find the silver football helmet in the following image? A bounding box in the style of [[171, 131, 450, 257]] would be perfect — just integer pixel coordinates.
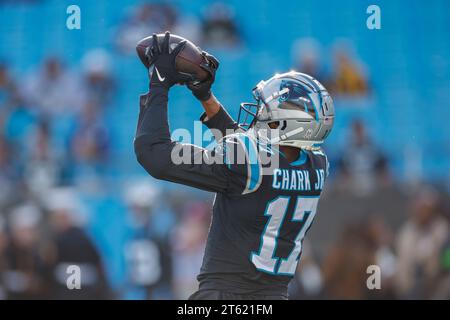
[[238, 71, 335, 149]]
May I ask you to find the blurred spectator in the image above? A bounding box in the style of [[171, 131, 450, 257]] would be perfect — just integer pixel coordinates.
[[320, 217, 397, 299], [432, 234, 450, 299], [2, 204, 45, 299], [437, 204, 450, 298], [288, 242, 324, 299], [0, 216, 8, 299], [329, 44, 370, 97], [0, 62, 20, 113], [25, 57, 81, 116], [395, 189, 449, 299], [116, 3, 178, 54], [171, 201, 210, 299], [337, 119, 391, 196], [365, 216, 397, 298], [291, 38, 326, 83], [3, 98, 36, 148], [23, 120, 60, 200], [201, 2, 241, 48], [69, 103, 109, 167], [322, 223, 375, 299], [80, 49, 116, 110], [43, 188, 112, 299], [123, 181, 173, 299], [0, 132, 21, 208]]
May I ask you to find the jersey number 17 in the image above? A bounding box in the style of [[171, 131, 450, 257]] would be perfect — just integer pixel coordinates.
[[251, 196, 319, 275]]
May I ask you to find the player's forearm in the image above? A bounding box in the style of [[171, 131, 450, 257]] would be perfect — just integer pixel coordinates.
[[200, 93, 239, 139], [135, 86, 171, 140], [134, 86, 173, 179], [201, 93, 222, 119]]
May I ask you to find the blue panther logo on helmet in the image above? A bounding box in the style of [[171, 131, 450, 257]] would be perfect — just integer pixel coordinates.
[[278, 80, 312, 103], [278, 80, 316, 119]]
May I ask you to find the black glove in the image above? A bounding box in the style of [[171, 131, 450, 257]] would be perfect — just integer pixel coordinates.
[[187, 51, 220, 101], [146, 31, 194, 89]]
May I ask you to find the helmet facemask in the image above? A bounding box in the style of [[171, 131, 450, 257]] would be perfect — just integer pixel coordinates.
[[237, 102, 259, 131]]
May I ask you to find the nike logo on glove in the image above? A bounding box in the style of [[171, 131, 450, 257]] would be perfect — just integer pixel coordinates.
[[154, 67, 166, 82]]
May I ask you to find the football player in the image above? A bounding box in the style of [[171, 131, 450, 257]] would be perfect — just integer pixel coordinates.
[[134, 32, 335, 300]]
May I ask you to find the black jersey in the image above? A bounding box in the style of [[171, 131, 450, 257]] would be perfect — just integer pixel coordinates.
[[134, 87, 329, 298]]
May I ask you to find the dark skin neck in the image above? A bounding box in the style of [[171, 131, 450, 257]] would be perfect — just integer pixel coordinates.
[[280, 146, 300, 163]]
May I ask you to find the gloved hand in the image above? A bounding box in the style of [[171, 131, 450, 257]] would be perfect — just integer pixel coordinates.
[[146, 31, 194, 89], [187, 51, 220, 101]]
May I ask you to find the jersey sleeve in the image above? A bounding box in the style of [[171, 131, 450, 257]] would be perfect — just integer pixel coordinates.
[[134, 87, 260, 195]]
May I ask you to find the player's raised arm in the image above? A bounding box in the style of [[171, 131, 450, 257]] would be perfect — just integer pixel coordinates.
[[134, 32, 248, 194]]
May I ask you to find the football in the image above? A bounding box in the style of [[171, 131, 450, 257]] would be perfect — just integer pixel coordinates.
[[136, 33, 210, 82]]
